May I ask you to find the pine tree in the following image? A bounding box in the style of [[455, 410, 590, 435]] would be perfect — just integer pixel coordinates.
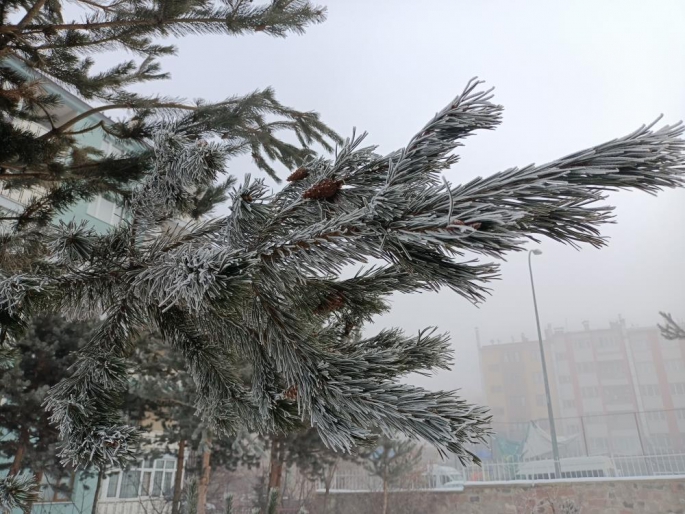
[[0, 0, 337, 230], [0, 314, 93, 476], [128, 331, 260, 514], [362, 435, 422, 514], [1, 79, 685, 509], [0, 313, 95, 509]]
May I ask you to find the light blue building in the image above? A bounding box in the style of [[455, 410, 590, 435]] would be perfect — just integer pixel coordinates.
[[0, 55, 136, 233], [0, 56, 160, 514]]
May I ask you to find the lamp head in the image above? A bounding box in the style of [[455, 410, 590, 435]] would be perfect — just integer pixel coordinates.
[[531, 249, 543, 256]]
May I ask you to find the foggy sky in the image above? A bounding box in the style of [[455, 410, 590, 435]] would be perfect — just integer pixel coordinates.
[[114, 0, 685, 401]]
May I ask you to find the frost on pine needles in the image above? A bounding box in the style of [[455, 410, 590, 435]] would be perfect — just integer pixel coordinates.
[[1, 79, 684, 471]]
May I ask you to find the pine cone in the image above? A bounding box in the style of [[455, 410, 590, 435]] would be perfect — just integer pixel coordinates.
[[287, 167, 309, 182], [303, 179, 342, 200], [314, 293, 345, 314], [469, 222, 482, 230], [284, 386, 298, 400], [255, 24, 267, 31], [241, 193, 253, 203]]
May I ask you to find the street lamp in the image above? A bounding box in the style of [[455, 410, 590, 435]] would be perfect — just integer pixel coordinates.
[[528, 249, 562, 479]]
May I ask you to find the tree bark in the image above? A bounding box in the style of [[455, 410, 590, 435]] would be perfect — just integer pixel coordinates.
[[171, 440, 186, 514], [267, 437, 284, 493], [27, 470, 43, 513], [382, 468, 388, 514], [9, 427, 29, 476], [90, 469, 104, 514], [196, 439, 211, 514], [322, 460, 338, 514]]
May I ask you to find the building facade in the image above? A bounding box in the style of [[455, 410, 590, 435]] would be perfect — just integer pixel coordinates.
[[1, 57, 163, 514], [480, 319, 685, 458]]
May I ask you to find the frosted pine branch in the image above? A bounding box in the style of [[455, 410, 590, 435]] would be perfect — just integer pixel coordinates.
[[0, 80, 683, 469]]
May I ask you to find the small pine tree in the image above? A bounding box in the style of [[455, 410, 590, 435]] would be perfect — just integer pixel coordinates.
[[363, 436, 422, 514]]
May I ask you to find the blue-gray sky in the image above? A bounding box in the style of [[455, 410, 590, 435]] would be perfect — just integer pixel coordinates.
[[115, 0, 685, 400]]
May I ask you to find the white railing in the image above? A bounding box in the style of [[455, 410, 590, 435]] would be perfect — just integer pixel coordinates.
[[323, 453, 685, 491], [98, 498, 171, 514]]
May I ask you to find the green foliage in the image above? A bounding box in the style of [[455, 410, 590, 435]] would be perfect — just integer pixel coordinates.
[[266, 487, 279, 514], [0, 474, 39, 514], [363, 436, 422, 489], [224, 493, 234, 514], [183, 478, 198, 514], [0, 0, 338, 229], [0, 79, 683, 475], [0, 313, 94, 476]]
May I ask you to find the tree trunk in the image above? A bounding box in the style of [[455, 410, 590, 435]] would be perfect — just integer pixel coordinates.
[[90, 469, 104, 514], [196, 439, 211, 514], [171, 440, 186, 514], [322, 460, 338, 514], [267, 438, 284, 493], [382, 468, 388, 514], [9, 427, 29, 476], [27, 470, 43, 513]]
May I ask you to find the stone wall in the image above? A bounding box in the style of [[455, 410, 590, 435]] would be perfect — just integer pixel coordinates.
[[315, 478, 685, 514]]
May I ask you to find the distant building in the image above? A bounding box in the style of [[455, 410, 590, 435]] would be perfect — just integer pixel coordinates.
[[480, 319, 685, 457]]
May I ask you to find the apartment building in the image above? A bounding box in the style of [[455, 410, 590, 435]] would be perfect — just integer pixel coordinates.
[[1, 57, 177, 514], [0, 55, 135, 233], [480, 319, 685, 457]]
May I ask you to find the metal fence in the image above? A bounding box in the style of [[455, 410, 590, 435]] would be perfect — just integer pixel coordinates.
[[486, 408, 685, 459], [323, 453, 685, 491]]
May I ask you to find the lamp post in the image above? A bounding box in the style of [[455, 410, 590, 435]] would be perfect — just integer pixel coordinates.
[[528, 249, 562, 478]]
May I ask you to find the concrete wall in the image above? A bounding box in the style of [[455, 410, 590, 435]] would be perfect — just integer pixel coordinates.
[[317, 478, 685, 514]]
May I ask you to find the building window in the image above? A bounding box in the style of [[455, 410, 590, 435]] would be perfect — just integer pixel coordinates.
[[556, 352, 567, 361], [38, 472, 75, 502], [639, 384, 660, 397], [536, 394, 546, 407], [604, 385, 633, 404], [597, 360, 626, 380], [635, 361, 656, 377], [675, 410, 685, 421], [575, 362, 595, 374], [665, 360, 685, 374], [670, 383, 685, 395], [490, 385, 503, 393], [563, 399, 576, 409], [533, 372, 543, 384], [646, 411, 666, 421], [596, 336, 619, 350], [559, 375, 572, 384], [581, 386, 599, 399], [503, 351, 521, 363], [508, 396, 526, 407], [87, 196, 123, 226], [104, 459, 177, 499], [488, 364, 500, 372], [631, 339, 651, 352]]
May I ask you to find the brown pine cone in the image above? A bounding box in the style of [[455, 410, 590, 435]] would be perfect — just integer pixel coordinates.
[[284, 386, 298, 400], [303, 178, 342, 200], [287, 167, 309, 182]]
